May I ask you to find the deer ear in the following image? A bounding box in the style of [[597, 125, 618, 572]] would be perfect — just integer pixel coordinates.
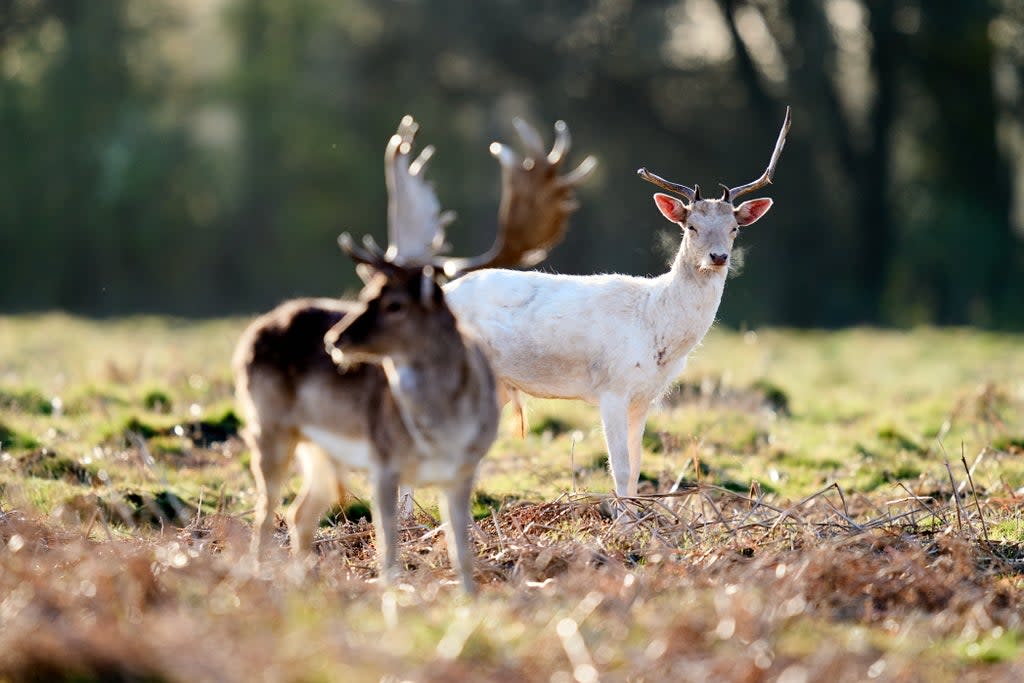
[[734, 198, 773, 226], [653, 193, 689, 224]]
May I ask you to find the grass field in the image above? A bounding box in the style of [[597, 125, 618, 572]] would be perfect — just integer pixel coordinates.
[[2, 314, 1024, 681]]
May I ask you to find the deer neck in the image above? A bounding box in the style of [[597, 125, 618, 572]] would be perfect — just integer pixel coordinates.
[[380, 336, 475, 452], [649, 245, 728, 347]]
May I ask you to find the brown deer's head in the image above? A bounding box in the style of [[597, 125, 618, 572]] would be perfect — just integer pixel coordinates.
[[325, 116, 595, 365], [325, 238, 453, 366]]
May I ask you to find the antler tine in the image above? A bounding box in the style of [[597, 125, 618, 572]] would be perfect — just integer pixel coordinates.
[[408, 144, 434, 177], [362, 234, 387, 259], [727, 106, 792, 201], [548, 120, 570, 164], [636, 167, 697, 203], [561, 154, 597, 187], [439, 120, 595, 278], [338, 232, 385, 268], [386, 116, 451, 266], [513, 118, 547, 159]]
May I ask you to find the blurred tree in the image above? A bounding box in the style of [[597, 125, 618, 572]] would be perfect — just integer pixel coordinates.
[[0, 0, 1020, 326]]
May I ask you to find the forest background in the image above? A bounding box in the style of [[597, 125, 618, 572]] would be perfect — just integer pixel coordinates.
[[1, 0, 1022, 328]]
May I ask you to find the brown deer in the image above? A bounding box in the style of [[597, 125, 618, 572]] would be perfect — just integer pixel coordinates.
[[233, 116, 594, 593]]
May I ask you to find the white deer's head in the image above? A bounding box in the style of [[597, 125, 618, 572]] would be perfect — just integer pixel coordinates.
[[639, 107, 790, 275], [653, 190, 773, 273]]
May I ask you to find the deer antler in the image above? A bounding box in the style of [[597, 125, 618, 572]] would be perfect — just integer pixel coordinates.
[[635, 169, 696, 203], [385, 115, 455, 265], [636, 106, 791, 204], [440, 119, 597, 278], [725, 106, 791, 202], [344, 116, 594, 280]]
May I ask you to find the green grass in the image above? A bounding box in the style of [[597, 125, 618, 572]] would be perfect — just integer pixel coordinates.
[[3, 315, 1024, 681]]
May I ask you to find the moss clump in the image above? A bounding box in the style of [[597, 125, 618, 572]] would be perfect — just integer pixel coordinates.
[[0, 422, 39, 450], [0, 386, 53, 415], [180, 409, 242, 446], [993, 436, 1024, 454], [116, 490, 196, 527], [472, 491, 515, 519], [751, 379, 791, 416], [142, 388, 173, 413], [877, 426, 926, 455], [529, 415, 578, 437], [19, 449, 95, 484]]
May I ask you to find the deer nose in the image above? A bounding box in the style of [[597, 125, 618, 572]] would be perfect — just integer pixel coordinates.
[[709, 253, 728, 266]]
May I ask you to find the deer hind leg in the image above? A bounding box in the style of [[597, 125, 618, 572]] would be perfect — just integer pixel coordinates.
[[246, 426, 296, 562], [370, 466, 401, 586], [497, 383, 528, 438], [599, 393, 632, 498], [287, 442, 340, 559], [626, 402, 650, 496], [440, 473, 477, 595]]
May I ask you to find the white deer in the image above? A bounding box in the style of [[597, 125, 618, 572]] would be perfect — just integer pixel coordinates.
[[442, 108, 791, 499]]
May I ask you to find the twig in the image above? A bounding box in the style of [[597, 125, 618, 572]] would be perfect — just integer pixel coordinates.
[[962, 447, 990, 543], [943, 459, 965, 534]]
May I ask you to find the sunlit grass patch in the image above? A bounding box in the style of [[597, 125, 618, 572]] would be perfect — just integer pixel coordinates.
[[3, 317, 1024, 680]]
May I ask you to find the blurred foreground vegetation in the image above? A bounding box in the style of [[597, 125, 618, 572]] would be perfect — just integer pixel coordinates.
[[3, 317, 1024, 680]]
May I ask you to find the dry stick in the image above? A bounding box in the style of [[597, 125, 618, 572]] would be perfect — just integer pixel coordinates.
[[570, 435, 577, 495], [83, 506, 101, 540], [216, 482, 227, 515], [834, 482, 854, 521], [956, 447, 987, 496], [943, 459, 966, 534], [706, 484, 788, 514], [897, 481, 948, 525], [817, 483, 863, 532], [491, 508, 507, 555], [735, 487, 767, 530], [762, 482, 841, 537], [699, 490, 734, 533], [962, 448, 990, 543]]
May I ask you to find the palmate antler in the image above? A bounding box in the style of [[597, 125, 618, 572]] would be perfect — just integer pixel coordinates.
[[340, 116, 596, 279], [440, 120, 598, 277]]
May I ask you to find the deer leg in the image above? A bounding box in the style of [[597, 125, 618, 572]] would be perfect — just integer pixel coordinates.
[[247, 427, 295, 561], [440, 473, 477, 596], [370, 466, 401, 586], [626, 402, 650, 496], [288, 443, 339, 558], [498, 383, 528, 438], [599, 394, 632, 498]]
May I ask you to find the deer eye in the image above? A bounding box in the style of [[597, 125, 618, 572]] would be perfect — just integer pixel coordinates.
[[686, 225, 697, 234], [383, 300, 404, 314]]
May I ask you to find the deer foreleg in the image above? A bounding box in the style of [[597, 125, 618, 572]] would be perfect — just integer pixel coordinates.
[[371, 467, 401, 586], [627, 402, 649, 496], [440, 474, 477, 596], [599, 394, 633, 498]]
